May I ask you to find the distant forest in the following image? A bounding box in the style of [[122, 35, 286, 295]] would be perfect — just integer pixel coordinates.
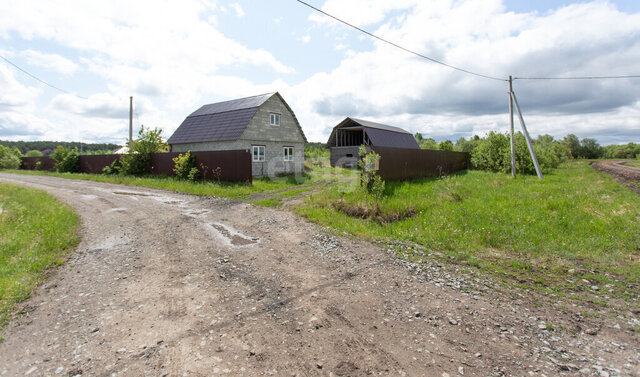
[[0, 140, 121, 154]]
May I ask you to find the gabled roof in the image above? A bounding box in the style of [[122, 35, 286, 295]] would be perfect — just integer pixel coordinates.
[[168, 92, 294, 145], [327, 117, 420, 149]]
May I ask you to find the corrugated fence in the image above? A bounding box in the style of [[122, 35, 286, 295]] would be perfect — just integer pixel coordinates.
[[371, 146, 470, 181], [21, 150, 252, 182]]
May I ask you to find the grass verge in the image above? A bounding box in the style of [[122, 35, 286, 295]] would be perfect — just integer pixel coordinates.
[[625, 160, 640, 167], [4, 170, 319, 200], [0, 183, 80, 330], [296, 161, 640, 304]]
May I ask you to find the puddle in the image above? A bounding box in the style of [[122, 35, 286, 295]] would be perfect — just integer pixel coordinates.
[[103, 207, 128, 213], [113, 191, 155, 197], [206, 222, 258, 247], [82, 194, 97, 200]]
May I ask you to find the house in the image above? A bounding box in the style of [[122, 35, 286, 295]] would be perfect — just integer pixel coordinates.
[[326, 117, 420, 168], [168, 92, 306, 177]]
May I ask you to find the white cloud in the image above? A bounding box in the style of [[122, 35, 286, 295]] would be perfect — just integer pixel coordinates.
[[229, 3, 245, 18], [21, 50, 79, 75], [298, 34, 311, 44]]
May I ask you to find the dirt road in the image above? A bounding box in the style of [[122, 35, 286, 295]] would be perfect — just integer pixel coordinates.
[[591, 160, 640, 195], [0, 173, 638, 376]]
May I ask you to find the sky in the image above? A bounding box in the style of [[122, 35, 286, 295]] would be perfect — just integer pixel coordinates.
[[1, 0, 639, 146]]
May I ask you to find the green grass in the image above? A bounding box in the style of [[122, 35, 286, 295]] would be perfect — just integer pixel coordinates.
[[5, 170, 320, 200], [296, 161, 640, 300], [626, 160, 640, 167], [0, 183, 80, 329]]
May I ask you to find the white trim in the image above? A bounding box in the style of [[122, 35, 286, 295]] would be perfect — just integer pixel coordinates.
[[269, 113, 281, 126], [252, 145, 265, 162], [283, 146, 293, 161]]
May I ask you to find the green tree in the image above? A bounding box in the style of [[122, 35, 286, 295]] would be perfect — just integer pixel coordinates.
[[25, 150, 43, 157], [563, 134, 581, 159], [418, 137, 438, 150], [120, 126, 167, 175], [579, 138, 602, 159], [51, 146, 79, 173], [438, 140, 454, 151], [0, 145, 21, 169]]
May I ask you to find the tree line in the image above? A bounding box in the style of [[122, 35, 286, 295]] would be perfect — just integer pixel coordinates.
[[0, 140, 121, 155], [415, 132, 639, 175]]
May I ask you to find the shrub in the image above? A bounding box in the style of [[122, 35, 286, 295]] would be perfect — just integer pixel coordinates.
[[25, 150, 43, 157], [187, 167, 201, 182], [172, 151, 197, 180], [102, 159, 121, 175], [358, 145, 385, 199], [34, 161, 43, 171], [120, 126, 167, 176], [51, 146, 79, 173], [0, 145, 21, 169], [471, 132, 509, 172]]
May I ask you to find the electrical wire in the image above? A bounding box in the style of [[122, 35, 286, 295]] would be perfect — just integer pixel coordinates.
[[295, 0, 507, 82], [0, 54, 89, 99], [514, 75, 640, 80]]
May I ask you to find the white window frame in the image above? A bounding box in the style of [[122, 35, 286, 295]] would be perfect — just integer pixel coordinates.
[[269, 113, 280, 126], [252, 145, 265, 162], [283, 146, 294, 161]]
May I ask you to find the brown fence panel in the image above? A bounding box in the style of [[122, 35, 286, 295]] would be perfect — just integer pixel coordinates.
[[78, 154, 120, 174], [372, 146, 470, 181], [149, 150, 252, 182], [21, 150, 252, 182], [21, 156, 56, 171]]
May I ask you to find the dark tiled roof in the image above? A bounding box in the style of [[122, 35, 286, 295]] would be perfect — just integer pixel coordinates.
[[167, 93, 274, 144], [349, 118, 412, 134]]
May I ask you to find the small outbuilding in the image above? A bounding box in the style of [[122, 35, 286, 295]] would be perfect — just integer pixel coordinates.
[[168, 92, 306, 177], [326, 117, 419, 168]]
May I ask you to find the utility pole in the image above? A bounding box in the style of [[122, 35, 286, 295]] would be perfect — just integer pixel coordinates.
[[510, 89, 543, 179], [129, 96, 133, 146], [508, 76, 516, 177]]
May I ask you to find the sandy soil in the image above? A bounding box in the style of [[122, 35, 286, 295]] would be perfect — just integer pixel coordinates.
[[0, 173, 638, 377]]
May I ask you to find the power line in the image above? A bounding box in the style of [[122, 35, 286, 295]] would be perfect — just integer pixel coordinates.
[[295, 0, 507, 82], [0, 54, 88, 99], [514, 75, 640, 80]]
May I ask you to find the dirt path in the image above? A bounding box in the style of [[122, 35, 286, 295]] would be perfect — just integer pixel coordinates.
[[0, 173, 638, 377], [591, 160, 640, 194]]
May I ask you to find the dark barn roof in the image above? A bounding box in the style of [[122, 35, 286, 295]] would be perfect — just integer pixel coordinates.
[[168, 92, 277, 145], [327, 117, 420, 149]]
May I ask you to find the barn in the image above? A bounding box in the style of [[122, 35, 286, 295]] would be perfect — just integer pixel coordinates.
[[325, 117, 419, 168]]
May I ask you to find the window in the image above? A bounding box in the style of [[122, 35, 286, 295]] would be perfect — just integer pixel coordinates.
[[283, 147, 293, 161], [252, 145, 265, 162], [269, 113, 280, 126]]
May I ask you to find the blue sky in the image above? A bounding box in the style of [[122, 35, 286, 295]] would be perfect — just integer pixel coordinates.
[[1, 0, 639, 145]]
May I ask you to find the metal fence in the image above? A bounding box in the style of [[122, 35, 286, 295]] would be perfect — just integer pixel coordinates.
[[371, 146, 470, 181], [20, 150, 252, 182]]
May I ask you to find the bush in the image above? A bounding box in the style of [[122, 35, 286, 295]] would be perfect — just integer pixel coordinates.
[[172, 151, 196, 180], [119, 126, 167, 176], [51, 146, 79, 173], [471, 132, 509, 172], [0, 145, 21, 169], [102, 159, 121, 175], [187, 167, 201, 182], [358, 145, 385, 199], [25, 150, 43, 157]]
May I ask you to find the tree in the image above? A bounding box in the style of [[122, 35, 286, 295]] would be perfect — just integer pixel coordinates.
[[418, 137, 438, 150], [563, 134, 581, 159], [438, 140, 454, 151], [51, 145, 79, 173], [579, 138, 603, 159], [120, 126, 167, 175], [0, 145, 21, 169], [25, 150, 43, 157], [414, 132, 424, 141]]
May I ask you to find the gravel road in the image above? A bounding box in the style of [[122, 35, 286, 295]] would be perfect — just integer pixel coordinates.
[[591, 160, 640, 195], [0, 173, 638, 376]]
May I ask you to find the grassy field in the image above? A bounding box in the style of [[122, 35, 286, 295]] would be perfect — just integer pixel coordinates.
[[296, 161, 640, 302], [0, 183, 79, 329]]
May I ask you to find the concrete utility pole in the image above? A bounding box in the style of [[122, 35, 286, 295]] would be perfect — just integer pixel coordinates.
[[510, 89, 543, 179], [508, 76, 516, 177], [129, 96, 133, 146]]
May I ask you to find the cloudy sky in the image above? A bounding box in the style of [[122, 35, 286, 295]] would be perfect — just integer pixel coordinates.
[[1, 0, 639, 146]]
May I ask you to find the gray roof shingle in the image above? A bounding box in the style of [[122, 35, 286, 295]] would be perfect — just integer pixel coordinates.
[[168, 93, 274, 145]]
